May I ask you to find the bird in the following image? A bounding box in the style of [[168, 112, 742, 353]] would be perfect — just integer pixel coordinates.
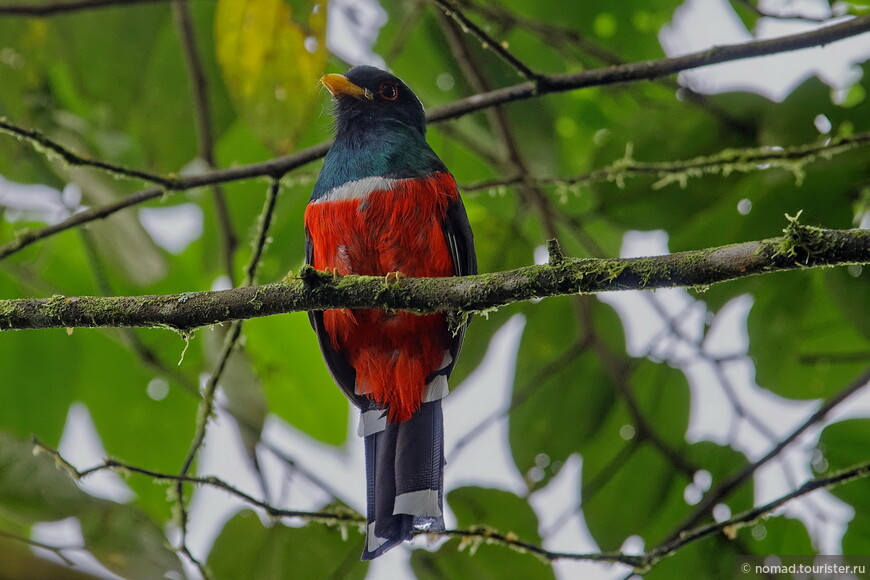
[[304, 65, 476, 560]]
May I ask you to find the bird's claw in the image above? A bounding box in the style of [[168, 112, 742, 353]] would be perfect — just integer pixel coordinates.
[[384, 271, 406, 285]]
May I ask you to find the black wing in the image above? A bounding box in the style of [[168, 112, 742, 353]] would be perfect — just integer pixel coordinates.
[[305, 227, 368, 409], [438, 193, 477, 379]]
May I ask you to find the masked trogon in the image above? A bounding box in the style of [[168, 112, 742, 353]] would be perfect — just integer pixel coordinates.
[[304, 66, 477, 559]]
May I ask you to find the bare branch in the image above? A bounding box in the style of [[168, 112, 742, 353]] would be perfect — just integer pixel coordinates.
[[430, 0, 540, 80], [0, 119, 177, 187], [171, 0, 238, 285], [0, 528, 81, 566], [0, 0, 172, 17], [427, 15, 870, 122]]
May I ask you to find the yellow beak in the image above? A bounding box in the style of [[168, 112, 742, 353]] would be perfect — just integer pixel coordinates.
[[321, 74, 374, 100]]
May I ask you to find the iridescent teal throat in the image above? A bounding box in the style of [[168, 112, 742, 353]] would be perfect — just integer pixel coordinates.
[[311, 121, 446, 200]]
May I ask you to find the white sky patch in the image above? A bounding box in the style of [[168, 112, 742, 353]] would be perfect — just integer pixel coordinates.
[[327, 0, 387, 67], [661, 0, 870, 101], [0, 177, 81, 224], [57, 403, 135, 503], [31, 517, 126, 580], [444, 314, 528, 495], [530, 455, 637, 580], [29, 405, 135, 577], [138, 204, 203, 255]]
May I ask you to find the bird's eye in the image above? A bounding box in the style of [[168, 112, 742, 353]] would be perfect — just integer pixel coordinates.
[[378, 82, 399, 101]]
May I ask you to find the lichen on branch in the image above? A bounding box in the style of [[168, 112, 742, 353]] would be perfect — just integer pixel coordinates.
[[1, 224, 868, 332]]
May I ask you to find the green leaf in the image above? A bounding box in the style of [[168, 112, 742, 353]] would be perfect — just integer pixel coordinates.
[[580, 358, 690, 481], [79, 506, 185, 580], [583, 444, 686, 550], [748, 271, 870, 399], [0, 328, 77, 444], [817, 419, 870, 556], [214, 0, 328, 152], [208, 509, 367, 580], [0, 432, 183, 578], [825, 266, 870, 341], [744, 515, 813, 555], [0, 432, 99, 525], [73, 329, 198, 520], [411, 487, 556, 580], [246, 312, 349, 445], [644, 537, 738, 580], [509, 298, 617, 490], [584, 440, 751, 551]]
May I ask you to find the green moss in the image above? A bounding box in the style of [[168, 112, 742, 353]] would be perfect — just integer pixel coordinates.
[[0, 300, 15, 328], [592, 258, 628, 283], [626, 257, 663, 288], [249, 287, 267, 311], [39, 294, 69, 320], [775, 211, 828, 262]]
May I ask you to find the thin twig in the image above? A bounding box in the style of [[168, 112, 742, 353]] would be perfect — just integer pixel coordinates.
[[0, 119, 177, 187], [429, 15, 870, 122], [173, 320, 240, 556], [172, 178, 282, 569], [430, 0, 540, 81], [30, 437, 870, 566], [242, 179, 281, 286], [459, 0, 755, 135], [643, 459, 870, 567], [0, 0, 170, 16], [640, 293, 831, 521], [0, 145, 325, 262], [464, 131, 870, 193], [32, 438, 364, 523], [172, 0, 238, 285], [0, 528, 80, 566]]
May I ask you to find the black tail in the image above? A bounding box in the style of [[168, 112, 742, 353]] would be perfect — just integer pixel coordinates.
[[359, 398, 446, 560]]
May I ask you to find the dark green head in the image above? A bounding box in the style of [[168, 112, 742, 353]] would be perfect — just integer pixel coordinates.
[[322, 65, 427, 137], [312, 66, 445, 198]]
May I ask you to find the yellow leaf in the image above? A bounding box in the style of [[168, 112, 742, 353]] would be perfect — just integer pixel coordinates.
[[215, 0, 328, 152]]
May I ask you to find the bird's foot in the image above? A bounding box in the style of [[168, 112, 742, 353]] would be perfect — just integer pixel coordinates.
[[384, 271, 406, 285]]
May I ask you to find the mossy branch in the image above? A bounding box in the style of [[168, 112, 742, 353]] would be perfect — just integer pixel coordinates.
[[465, 131, 870, 193], [2, 224, 868, 331]]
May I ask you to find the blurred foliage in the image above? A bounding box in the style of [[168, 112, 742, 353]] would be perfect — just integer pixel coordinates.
[[0, 0, 869, 578]]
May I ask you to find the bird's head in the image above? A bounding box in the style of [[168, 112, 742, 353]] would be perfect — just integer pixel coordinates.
[[321, 66, 427, 137]]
